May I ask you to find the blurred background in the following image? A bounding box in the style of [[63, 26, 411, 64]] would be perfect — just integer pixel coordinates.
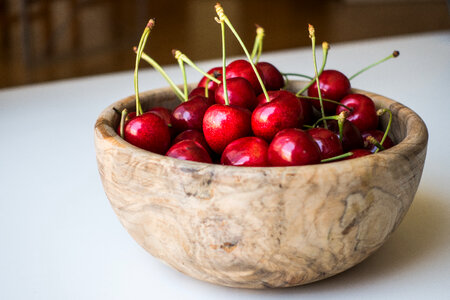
[[1, 0, 449, 88]]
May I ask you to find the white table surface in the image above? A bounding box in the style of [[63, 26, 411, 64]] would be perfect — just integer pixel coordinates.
[[1, 31, 449, 300]]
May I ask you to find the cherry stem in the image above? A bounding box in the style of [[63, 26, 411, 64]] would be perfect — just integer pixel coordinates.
[[173, 49, 221, 84], [374, 108, 393, 153], [321, 152, 353, 163], [176, 56, 188, 100], [312, 115, 338, 128], [296, 41, 329, 96], [349, 50, 400, 81], [250, 25, 264, 63], [134, 19, 154, 116], [308, 25, 327, 128], [137, 49, 186, 102], [217, 16, 229, 106], [119, 108, 128, 139], [299, 95, 352, 110], [366, 135, 384, 151], [204, 77, 211, 98], [282, 73, 313, 80], [215, 3, 270, 103], [312, 111, 348, 141]]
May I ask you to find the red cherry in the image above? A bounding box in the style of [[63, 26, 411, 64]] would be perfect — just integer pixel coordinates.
[[172, 129, 212, 155], [361, 130, 394, 153], [268, 128, 321, 166], [171, 95, 212, 133], [308, 127, 343, 160], [188, 87, 215, 104], [116, 111, 137, 135], [326, 119, 364, 151], [203, 104, 252, 154], [256, 61, 284, 91], [221, 136, 269, 167], [337, 93, 378, 132], [198, 67, 222, 91], [252, 90, 304, 141], [226, 59, 264, 95], [298, 97, 315, 125], [148, 107, 176, 138], [307, 70, 351, 113], [343, 149, 372, 160], [166, 140, 212, 163], [214, 77, 257, 110], [124, 112, 171, 154]]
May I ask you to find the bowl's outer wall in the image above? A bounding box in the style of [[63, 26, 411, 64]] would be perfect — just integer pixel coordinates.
[[94, 82, 428, 288]]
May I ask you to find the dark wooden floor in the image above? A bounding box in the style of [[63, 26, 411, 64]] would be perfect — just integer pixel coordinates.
[[1, 0, 449, 88]]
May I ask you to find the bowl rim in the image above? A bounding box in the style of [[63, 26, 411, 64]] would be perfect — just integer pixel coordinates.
[[94, 81, 428, 174]]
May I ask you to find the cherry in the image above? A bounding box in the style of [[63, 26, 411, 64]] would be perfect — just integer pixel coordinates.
[[189, 87, 215, 105], [171, 95, 212, 133], [252, 90, 304, 141], [214, 77, 257, 110], [336, 93, 378, 132], [203, 104, 252, 154], [198, 67, 222, 91], [124, 112, 171, 154], [221, 136, 269, 167], [361, 130, 394, 153], [166, 140, 212, 163], [308, 127, 343, 160], [116, 110, 136, 135], [298, 97, 315, 125], [307, 70, 351, 113], [343, 149, 372, 160], [256, 62, 284, 91], [326, 119, 364, 151], [268, 128, 321, 166], [172, 129, 212, 155], [226, 59, 264, 95]]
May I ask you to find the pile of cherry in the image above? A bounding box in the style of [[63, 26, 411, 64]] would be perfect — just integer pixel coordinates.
[[117, 3, 398, 167]]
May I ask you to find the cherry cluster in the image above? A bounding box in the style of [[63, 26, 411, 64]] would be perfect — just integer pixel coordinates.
[[117, 4, 398, 167]]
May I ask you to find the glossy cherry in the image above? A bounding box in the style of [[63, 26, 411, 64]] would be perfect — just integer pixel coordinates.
[[268, 128, 321, 166], [203, 104, 252, 154], [116, 111, 136, 135], [326, 119, 364, 151], [252, 90, 304, 141], [226, 59, 264, 95], [166, 140, 212, 163], [221, 136, 269, 167], [188, 87, 215, 105], [124, 112, 171, 154], [298, 97, 315, 125], [307, 69, 351, 113], [337, 93, 378, 132], [256, 61, 284, 91], [343, 149, 372, 160], [214, 77, 257, 110], [172, 129, 212, 155], [197, 66, 222, 91], [171, 95, 212, 133], [148, 107, 176, 138], [361, 129, 394, 153], [308, 127, 343, 160]]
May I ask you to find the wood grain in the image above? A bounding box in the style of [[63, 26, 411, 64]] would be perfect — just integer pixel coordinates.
[[94, 81, 428, 288]]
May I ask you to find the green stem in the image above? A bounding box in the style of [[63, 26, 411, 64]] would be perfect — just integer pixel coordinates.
[[296, 39, 329, 97], [134, 20, 154, 116], [204, 78, 211, 98], [299, 95, 352, 111], [349, 51, 399, 80], [216, 4, 270, 103], [177, 58, 188, 100], [139, 51, 186, 102], [255, 36, 263, 64], [219, 19, 229, 106], [375, 108, 393, 153], [309, 25, 326, 128], [119, 108, 128, 139], [174, 50, 221, 84], [321, 152, 353, 163], [282, 73, 313, 80], [312, 115, 338, 129], [250, 26, 263, 61]]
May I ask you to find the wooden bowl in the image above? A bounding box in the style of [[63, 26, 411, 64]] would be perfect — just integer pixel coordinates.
[[94, 81, 428, 289]]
